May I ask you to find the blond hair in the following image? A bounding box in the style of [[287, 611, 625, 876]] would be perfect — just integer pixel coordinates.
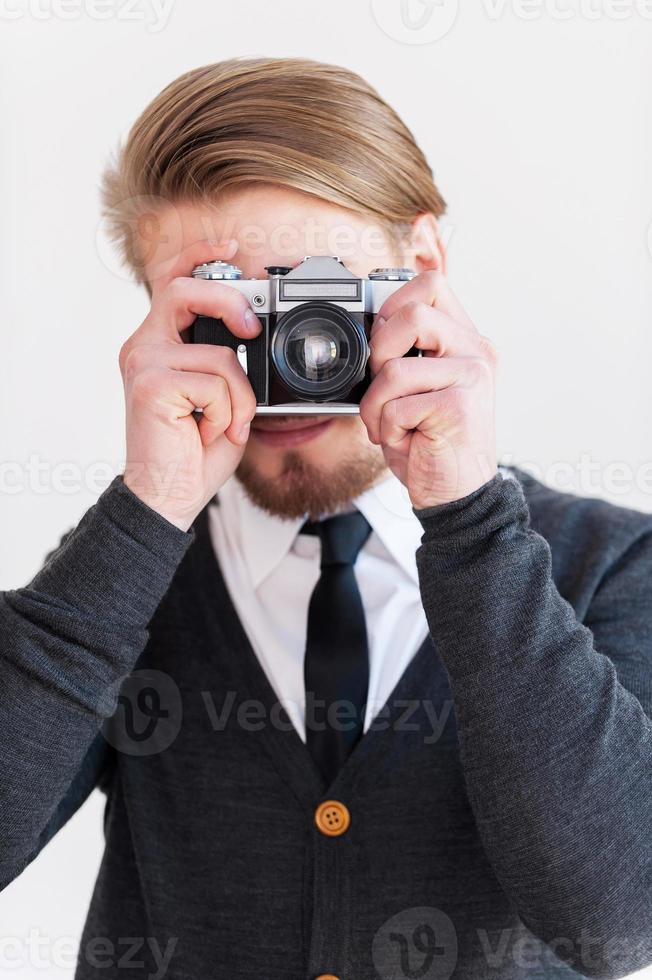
[[101, 57, 446, 281]]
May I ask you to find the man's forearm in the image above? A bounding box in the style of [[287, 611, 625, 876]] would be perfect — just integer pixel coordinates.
[[415, 475, 652, 977], [0, 476, 192, 889]]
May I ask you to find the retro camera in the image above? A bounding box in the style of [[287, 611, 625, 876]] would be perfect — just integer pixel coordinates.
[[190, 255, 416, 415]]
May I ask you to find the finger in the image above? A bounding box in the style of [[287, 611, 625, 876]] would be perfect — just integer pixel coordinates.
[[197, 376, 235, 448], [379, 390, 444, 449], [369, 303, 481, 375], [146, 276, 262, 344], [129, 362, 254, 448], [360, 355, 487, 445], [192, 346, 257, 445], [376, 269, 475, 330], [163, 370, 234, 447], [152, 344, 258, 444], [175, 372, 246, 449], [150, 238, 239, 296]]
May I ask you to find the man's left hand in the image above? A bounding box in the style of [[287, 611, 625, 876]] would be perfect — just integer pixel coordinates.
[[359, 270, 498, 509]]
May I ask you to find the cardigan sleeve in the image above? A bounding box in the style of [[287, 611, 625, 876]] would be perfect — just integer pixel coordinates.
[[0, 477, 193, 890], [414, 474, 652, 979]]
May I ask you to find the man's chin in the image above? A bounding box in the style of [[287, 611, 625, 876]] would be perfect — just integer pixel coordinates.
[[235, 439, 387, 521]]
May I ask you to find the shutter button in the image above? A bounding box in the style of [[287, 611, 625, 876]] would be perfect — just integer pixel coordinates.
[[315, 975, 340, 980], [315, 800, 350, 837]]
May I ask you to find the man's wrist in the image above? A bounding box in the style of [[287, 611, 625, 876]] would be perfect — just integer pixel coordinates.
[[407, 451, 499, 511], [122, 474, 199, 533], [412, 472, 528, 559], [413, 472, 504, 522]]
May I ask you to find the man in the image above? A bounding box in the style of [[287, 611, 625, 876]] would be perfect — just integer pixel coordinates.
[[1, 58, 651, 980]]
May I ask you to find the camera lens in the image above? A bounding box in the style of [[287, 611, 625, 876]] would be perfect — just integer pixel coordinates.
[[271, 304, 367, 401], [289, 327, 341, 380], [304, 334, 336, 372]]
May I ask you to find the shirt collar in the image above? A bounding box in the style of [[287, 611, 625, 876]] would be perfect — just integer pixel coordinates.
[[214, 477, 303, 590], [214, 471, 423, 590], [353, 474, 422, 584]]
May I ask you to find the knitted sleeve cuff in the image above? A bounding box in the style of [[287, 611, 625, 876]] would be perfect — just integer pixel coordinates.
[[412, 474, 529, 563]]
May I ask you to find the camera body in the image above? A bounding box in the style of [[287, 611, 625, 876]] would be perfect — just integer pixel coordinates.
[[190, 255, 415, 415]]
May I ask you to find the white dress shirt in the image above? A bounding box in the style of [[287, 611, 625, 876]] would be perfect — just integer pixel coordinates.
[[208, 472, 430, 740]]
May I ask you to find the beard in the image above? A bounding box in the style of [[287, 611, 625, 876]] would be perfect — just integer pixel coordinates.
[[235, 442, 387, 520]]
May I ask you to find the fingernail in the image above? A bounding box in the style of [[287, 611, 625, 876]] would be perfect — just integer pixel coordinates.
[[375, 316, 386, 329], [244, 309, 261, 332], [238, 422, 251, 443]]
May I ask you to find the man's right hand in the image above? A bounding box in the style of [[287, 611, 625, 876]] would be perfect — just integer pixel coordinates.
[[120, 239, 260, 531]]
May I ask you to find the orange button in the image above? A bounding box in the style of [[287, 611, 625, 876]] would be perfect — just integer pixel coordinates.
[[315, 975, 340, 980], [315, 800, 350, 837]]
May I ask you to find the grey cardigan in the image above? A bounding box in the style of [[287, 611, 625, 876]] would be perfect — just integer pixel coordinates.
[[0, 470, 651, 979]]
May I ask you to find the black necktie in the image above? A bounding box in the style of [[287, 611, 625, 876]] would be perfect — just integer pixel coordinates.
[[301, 511, 372, 786]]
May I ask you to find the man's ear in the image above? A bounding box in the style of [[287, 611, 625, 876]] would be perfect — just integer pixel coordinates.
[[401, 212, 447, 276]]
